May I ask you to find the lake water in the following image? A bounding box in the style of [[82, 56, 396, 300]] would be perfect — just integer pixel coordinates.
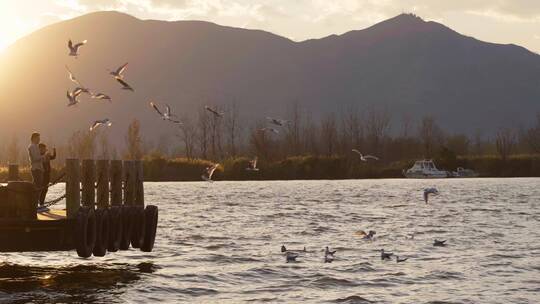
[[1, 179, 539, 303]]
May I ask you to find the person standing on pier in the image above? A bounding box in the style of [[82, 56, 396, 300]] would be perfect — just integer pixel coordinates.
[[28, 132, 44, 210], [38, 143, 56, 205]]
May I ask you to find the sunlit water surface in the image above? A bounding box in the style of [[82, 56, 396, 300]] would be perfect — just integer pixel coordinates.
[[1, 179, 539, 303]]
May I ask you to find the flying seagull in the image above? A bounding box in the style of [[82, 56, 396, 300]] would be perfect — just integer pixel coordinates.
[[246, 157, 259, 171], [259, 128, 279, 134], [424, 187, 439, 203], [202, 163, 219, 181], [91, 93, 112, 102], [205, 106, 224, 117], [150, 102, 182, 124], [115, 77, 134, 91], [90, 119, 112, 131], [266, 117, 289, 127], [68, 39, 87, 57], [66, 88, 83, 106], [65, 65, 81, 86], [109, 62, 128, 79], [352, 149, 379, 161]]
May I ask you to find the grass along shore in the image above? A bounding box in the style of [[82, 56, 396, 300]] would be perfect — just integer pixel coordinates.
[[3, 154, 540, 182]]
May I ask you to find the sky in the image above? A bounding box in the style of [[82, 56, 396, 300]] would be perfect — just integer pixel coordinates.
[[1, 0, 540, 53]]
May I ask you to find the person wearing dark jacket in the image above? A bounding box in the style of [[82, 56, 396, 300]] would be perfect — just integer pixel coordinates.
[[38, 143, 56, 205]]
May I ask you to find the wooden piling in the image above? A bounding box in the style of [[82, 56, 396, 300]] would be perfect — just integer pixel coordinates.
[[96, 160, 110, 208], [65, 159, 81, 218], [8, 164, 20, 181], [81, 159, 95, 208], [123, 160, 135, 205], [110, 160, 123, 206], [134, 160, 144, 207]]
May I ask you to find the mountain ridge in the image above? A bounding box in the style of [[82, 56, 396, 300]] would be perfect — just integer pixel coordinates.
[[0, 11, 539, 147]]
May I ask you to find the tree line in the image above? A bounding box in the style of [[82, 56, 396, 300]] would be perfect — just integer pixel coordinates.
[[2, 104, 540, 176]]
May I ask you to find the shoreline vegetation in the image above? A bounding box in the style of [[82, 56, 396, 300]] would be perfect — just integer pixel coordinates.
[[2, 154, 540, 182]]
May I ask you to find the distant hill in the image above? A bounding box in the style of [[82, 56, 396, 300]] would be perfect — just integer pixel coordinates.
[[0, 11, 539, 146]]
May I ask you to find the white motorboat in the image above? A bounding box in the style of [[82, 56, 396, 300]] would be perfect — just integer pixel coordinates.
[[403, 159, 449, 178]]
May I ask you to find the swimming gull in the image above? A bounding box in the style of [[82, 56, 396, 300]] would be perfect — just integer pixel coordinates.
[[381, 249, 393, 260]]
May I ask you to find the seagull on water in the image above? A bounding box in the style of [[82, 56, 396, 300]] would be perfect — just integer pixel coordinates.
[[396, 256, 408, 263], [90, 119, 112, 131], [150, 102, 182, 124], [424, 187, 439, 203], [286, 252, 299, 263], [115, 77, 134, 91], [202, 163, 219, 182], [266, 117, 289, 127], [352, 149, 379, 161], [68, 39, 87, 57], [433, 239, 447, 247], [356, 230, 376, 240], [259, 128, 279, 134], [109, 62, 128, 79], [381, 249, 393, 260], [246, 157, 259, 171], [205, 106, 224, 118], [66, 88, 83, 106], [91, 93, 112, 102], [325, 246, 336, 256]]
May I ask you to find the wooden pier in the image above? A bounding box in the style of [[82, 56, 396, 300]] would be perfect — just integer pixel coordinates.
[[0, 159, 158, 258]]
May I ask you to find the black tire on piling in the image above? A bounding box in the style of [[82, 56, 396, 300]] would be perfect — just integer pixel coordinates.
[[107, 206, 123, 252], [141, 205, 158, 252], [119, 206, 134, 250], [75, 206, 96, 258], [130, 206, 146, 248], [93, 208, 110, 257]]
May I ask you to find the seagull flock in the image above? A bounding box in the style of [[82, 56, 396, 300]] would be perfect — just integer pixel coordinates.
[[65, 39, 134, 131]]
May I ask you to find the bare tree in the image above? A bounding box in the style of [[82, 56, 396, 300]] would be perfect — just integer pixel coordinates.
[[250, 120, 273, 160], [303, 109, 319, 155], [321, 113, 338, 156], [418, 116, 444, 158], [340, 105, 363, 153], [496, 127, 516, 161], [526, 113, 540, 154], [179, 116, 197, 160], [125, 119, 143, 160], [365, 107, 390, 154], [68, 129, 99, 159], [98, 130, 111, 160], [285, 102, 302, 156], [225, 102, 240, 157], [197, 108, 209, 159]]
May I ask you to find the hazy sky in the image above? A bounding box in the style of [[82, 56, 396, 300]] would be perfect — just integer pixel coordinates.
[[1, 0, 540, 53]]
